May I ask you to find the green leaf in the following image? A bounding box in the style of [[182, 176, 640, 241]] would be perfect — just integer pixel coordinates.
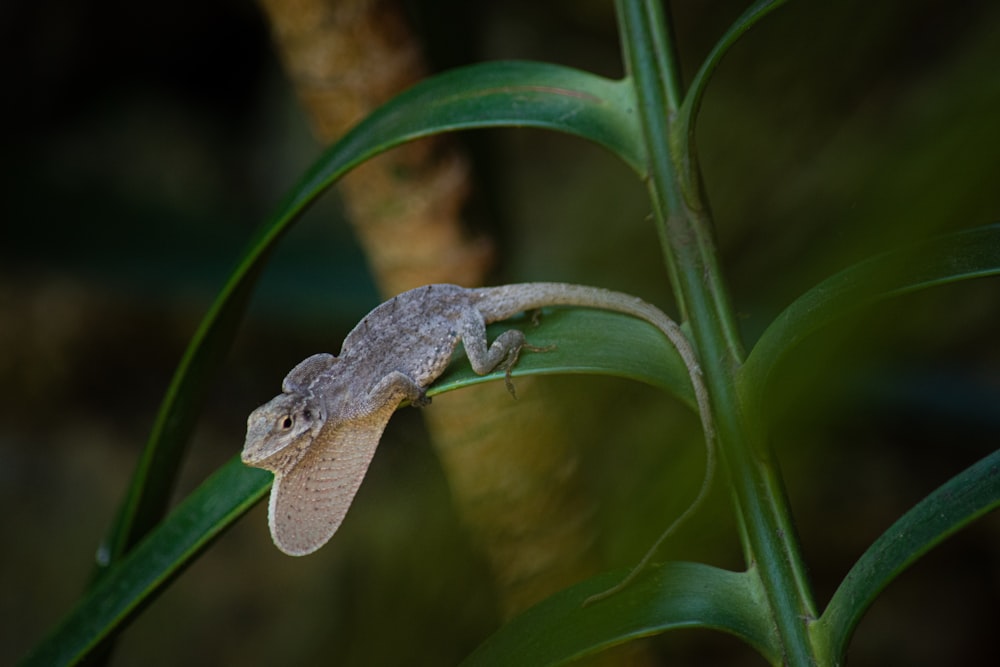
[[44, 56, 654, 665], [675, 0, 790, 132], [97, 61, 645, 574], [462, 562, 778, 666], [28, 307, 702, 665], [21, 459, 271, 667], [673, 0, 791, 190], [814, 447, 1000, 660], [96, 262, 266, 571], [321, 60, 646, 175], [433, 308, 696, 407], [740, 224, 1000, 398]]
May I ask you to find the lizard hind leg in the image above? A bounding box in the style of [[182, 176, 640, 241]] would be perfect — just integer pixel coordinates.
[[496, 330, 527, 398], [460, 321, 527, 397], [499, 334, 556, 399], [458, 308, 554, 398], [472, 328, 528, 398]]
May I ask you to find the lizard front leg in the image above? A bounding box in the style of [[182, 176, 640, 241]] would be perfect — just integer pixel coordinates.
[[366, 370, 431, 410]]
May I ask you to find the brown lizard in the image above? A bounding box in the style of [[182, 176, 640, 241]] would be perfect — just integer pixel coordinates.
[[242, 282, 714, 600]]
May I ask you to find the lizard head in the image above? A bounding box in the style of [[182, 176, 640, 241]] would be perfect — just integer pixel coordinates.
[[242, 392, 327, 473]]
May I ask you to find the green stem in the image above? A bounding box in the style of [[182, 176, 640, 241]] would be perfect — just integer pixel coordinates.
[[615, 0, 819, 664]]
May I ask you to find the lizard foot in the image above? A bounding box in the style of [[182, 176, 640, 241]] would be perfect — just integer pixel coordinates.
[[409, 390, 432, 408], [502, 341, 557, 399]]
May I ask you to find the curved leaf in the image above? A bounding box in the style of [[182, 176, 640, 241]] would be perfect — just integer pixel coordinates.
[[26, 308, 703, 665], [814, 447, 1000, 660], [740, 224, 1000, 398], [675, 0, 790, 134], [98, 61, 644, 575], [673, 0, 791, 193], [96, 262, 266, 570], [462, 562, 778, 666], [21, 460, 270, 667], [433, 308, 695, 407], [321, 60, 645, 175]]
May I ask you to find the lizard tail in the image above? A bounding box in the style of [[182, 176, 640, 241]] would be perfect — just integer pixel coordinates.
[[473, 282, 718, 605]]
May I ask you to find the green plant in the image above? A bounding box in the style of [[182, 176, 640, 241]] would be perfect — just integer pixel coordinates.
[[22, 1, 1000, 665]]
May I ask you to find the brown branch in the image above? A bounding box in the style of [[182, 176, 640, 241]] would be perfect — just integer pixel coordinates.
[[257, 0, 608, 622]]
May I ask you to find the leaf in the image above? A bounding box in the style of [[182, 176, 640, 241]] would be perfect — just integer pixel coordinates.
[[433, 308, 696, 408], [27, 307, 703, 664], [96, 61, 645, 575], [323, 60, 646, 174], [21, 460, 271, 667], [96, 262, 266, 571], [673, 0, 791, 181], [814, 447, 1000, 660], [740, 224, 1000, 398], [462, 562, 778, 666]]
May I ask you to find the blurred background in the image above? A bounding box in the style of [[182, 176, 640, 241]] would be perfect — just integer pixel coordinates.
[[3, 0, 1000, 664]]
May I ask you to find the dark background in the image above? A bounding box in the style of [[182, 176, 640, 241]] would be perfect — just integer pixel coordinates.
[[3, 1, 1000, 664]]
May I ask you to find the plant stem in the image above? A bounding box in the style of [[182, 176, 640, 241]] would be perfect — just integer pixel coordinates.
[[615, 0, 819, 663]]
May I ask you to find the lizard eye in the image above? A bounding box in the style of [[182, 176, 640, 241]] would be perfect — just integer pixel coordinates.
[[279, 415, 294, 430]]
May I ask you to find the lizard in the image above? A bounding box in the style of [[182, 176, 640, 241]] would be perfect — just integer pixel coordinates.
[[242, 282, 715, 600]]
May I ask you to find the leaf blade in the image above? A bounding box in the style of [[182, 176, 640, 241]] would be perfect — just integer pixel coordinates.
[[741, 223, 1000, 397], [22, 460, 271, 667], [462, 563, 778, 666], [432, 308, 696, 407], [29, 308, 703, 664], [673, 0, 791, 193], [679, 0, 790, 120], [97, 60, 646, 574], [815, 447, 1000, 659]]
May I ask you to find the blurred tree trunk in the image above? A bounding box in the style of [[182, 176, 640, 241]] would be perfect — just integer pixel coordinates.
[[256, 0, 609, 625]]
